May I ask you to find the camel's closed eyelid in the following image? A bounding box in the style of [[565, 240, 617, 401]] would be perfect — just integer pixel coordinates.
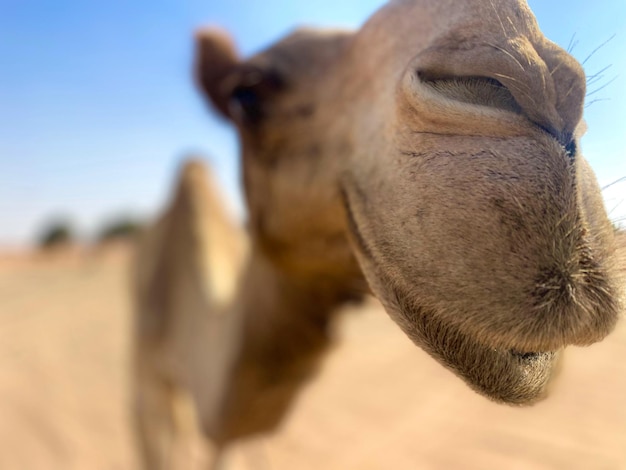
[[398, 68, 536, 138], [416, 72, 523, 115]]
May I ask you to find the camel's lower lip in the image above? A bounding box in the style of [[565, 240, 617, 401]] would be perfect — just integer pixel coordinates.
[[388, 299, 562, 405], [359, 255, 563, 405], [454, 345, 561, 405]]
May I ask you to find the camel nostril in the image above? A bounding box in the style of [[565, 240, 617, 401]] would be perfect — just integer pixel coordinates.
[[564, 139, 577, 161], [537, 125, 576, 162]]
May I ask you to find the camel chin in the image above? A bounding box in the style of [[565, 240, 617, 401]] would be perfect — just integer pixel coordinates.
[[391, 301, 562, 405]]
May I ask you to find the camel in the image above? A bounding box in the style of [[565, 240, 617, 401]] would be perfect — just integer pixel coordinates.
[[133, 0, 623, 467]]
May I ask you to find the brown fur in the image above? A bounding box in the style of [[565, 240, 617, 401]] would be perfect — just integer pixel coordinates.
[[134, 0, 623, 467]]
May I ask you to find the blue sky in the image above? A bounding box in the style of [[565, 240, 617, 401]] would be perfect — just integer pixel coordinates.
[[1, 1, 624, 247]]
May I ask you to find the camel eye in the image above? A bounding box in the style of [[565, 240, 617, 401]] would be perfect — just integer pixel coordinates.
[[226, 67, 285, 125], [419, 74, 522, 115], [229, 84, 263, 123]]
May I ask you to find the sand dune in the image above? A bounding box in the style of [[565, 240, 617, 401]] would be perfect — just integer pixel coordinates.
[[0, 242, 624, 469]]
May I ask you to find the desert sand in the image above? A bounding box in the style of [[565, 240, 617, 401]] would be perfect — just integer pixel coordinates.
[[0, 240, 625, 470]]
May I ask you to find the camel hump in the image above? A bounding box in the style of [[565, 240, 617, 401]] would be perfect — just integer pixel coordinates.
[[172, 158, 221, 222], [133, 158, 245, 342], [179, 158, 211, 187]]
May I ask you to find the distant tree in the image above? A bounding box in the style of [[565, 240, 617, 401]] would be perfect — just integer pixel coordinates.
[[96, 217, 143, 243], [38, 221, 74, 249]]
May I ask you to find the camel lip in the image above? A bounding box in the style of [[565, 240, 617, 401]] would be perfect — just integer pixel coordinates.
[[509, 349, 554, 361], [349, 233, 563, 404], [388, 299, 561, 404], [457, 343, 560, 405]]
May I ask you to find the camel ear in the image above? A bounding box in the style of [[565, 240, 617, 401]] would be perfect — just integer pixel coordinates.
[[195, 28, 241, 119]]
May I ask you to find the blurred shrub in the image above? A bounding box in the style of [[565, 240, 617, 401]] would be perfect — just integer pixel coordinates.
[[38, 221, 74, 249], [96, 217, 143, 243]]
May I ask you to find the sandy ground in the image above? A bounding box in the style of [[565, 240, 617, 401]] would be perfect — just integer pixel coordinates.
[[0, 242, 625, 470]]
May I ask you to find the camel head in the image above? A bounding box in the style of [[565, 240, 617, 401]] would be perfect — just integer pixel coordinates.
[[196, 0, 621, 405]]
